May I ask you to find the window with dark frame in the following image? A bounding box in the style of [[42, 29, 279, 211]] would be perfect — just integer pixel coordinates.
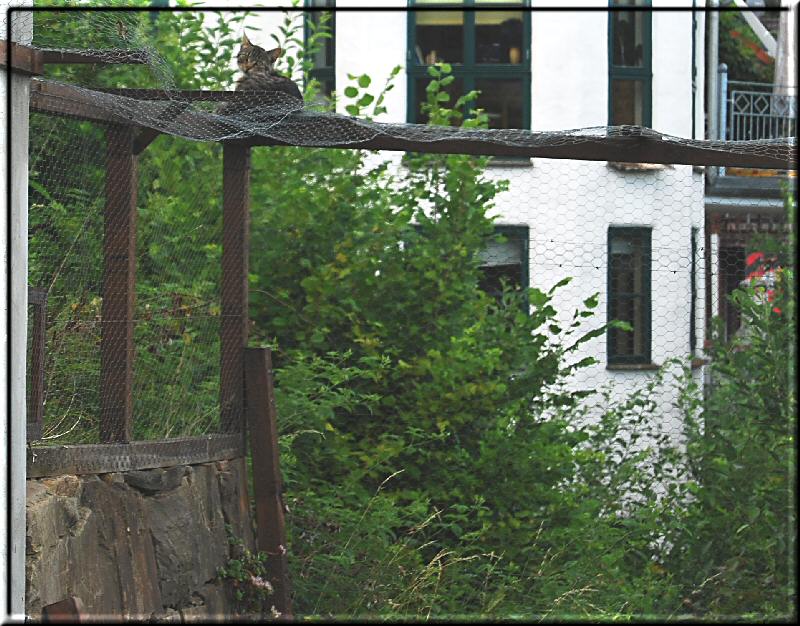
[[719, 245, 746, 342], [608, 0, 652, 127], [407, 0, 531, 129], [478, 225, 529, 300], [305, 0, 336, 99], [607, 227, 652, 364]]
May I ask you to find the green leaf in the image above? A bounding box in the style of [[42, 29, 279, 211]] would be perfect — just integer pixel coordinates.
[[583, 293, 599, 309], [343, 86, 358, 98], [357, 74, 371, 88]]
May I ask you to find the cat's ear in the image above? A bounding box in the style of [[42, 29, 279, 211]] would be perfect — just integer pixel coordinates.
[[241, 31, 253, 47], [265, 47, 283, 64]]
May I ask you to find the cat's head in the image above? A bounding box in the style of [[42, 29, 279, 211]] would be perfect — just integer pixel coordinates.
[[237, 31, 282, 73]]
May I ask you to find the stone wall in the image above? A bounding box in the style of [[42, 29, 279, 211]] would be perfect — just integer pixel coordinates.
[[26, 459, 255, 621]]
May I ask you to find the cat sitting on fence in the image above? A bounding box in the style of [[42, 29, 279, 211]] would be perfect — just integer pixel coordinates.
[[218, 31, 303, 118]]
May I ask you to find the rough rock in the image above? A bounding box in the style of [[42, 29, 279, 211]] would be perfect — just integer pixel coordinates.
[[216, 458, 255, 551], [146, 464, 229, 607], [26, 461, 248, 621], [125, 466, 186, 495]]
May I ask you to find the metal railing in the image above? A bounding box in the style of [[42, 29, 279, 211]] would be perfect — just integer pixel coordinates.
[[718, 65, 797, 143], [727, 80, 797, 142], [714, 65, 796, 179]]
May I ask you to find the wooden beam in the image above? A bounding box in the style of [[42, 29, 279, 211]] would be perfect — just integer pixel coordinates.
[[30, 79, 796, 169], [100, 126, 138, 444], [98, 88, 250, 102], [27, 434, 244, 478], [220, 142, 251, 433], [241, 123, 797, 170], [244, 348, 293, 619], [0, 39, 43, 75], [132, 101, 190, 154], [40, 48, 150, 65], [30, 79, 133, 125]]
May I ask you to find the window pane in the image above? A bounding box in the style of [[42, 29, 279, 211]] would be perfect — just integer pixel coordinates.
[[610, 79, 644, 125], [475, 78, 524, 129], [479, 265, 523, 298], [609, 229, 650, 361], [609, 296, 644, 357], [478, 230, 526, 299], [413, 77, 464, 124], [414, 10, 464, 64], [475, 11, 524, 64], [611, 0, 646, 67], [720, 246, 746, 341]]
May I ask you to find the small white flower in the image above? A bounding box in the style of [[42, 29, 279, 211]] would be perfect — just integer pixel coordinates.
[[250, 575, 273, 592]]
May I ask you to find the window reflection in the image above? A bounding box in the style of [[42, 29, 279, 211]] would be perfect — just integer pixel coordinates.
[[414, 10, 464, 64], [611, 0, 646, 67], [611, 79, 644, 125], [475, 79, 524, 129], [475, 11, 524, 64], [608, 229, 650, 362]]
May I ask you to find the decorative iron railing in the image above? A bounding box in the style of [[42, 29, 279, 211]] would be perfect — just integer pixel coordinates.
[[726, 80, 796, 142]]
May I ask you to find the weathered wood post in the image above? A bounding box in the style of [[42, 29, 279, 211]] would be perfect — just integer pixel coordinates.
[[244, 347, 293, 618], [220, 142, 251, 433], [100, 125, 138, 443]]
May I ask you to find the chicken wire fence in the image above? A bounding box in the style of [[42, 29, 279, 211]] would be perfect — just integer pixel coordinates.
[[10, 9, 795, 452]]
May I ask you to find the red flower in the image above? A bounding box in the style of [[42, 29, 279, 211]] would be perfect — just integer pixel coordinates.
[[773, 307, 782, 315], [766, 289, 776, 302], [746, 251, 765, 267]]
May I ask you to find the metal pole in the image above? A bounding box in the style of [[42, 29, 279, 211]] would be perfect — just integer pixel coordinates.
[[718, 62, 728, 176], [707, 0, 719, 142], [0, 1, 33, 619]]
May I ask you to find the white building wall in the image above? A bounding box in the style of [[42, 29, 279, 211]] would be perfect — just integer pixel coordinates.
[[339, 6, 705, 439], [529, 1, 608, 130], [335, 0, 407, 120]]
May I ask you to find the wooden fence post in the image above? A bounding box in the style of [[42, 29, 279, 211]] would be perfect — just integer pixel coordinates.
[[100, 125, 137, 443], [244, 347, 293, 618], [220, 142, 251, 433]]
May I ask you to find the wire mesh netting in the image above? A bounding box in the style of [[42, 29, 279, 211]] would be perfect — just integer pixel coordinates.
[[11, 8, 794, 457], [4, 3, 797, 620], [27, 113, 224, 443]]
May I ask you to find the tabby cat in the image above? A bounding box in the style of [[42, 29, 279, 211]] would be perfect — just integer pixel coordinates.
[[234, 31, 302, 100]]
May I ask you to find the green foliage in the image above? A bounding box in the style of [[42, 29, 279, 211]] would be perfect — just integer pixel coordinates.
[[218, 526, 276, 617], [719, 10, 774, 84], [669, 193, 795, 618]]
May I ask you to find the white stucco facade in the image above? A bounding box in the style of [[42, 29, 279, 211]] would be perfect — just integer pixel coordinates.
[[333, 3, 706, 435]]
